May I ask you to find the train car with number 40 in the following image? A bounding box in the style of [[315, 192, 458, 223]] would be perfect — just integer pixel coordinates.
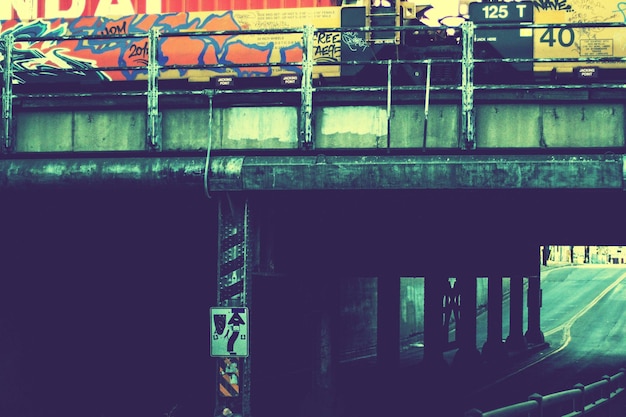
[[473, 0, 626, 83]]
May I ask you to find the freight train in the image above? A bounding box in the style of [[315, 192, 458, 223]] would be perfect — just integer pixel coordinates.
[[0, 0, 624, 89]]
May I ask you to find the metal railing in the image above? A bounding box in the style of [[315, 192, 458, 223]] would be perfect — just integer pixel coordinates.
[[465, 368, 626, 417], [1, 18, 626, 154]]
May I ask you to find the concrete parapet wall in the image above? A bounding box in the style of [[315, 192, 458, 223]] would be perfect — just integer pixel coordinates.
[[12, 102, 625, 152], [16, 110, 146, 153], [476, 103, 625, 148]]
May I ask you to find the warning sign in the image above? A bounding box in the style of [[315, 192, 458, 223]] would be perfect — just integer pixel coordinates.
[[581, 39, 613, 57], [210, 307, 249, 357]]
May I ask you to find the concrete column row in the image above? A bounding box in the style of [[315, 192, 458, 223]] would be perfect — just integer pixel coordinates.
[[377, 274, 545, 372]]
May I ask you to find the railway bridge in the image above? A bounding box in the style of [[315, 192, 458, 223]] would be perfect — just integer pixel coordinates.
[[2, 22, 626, 417]]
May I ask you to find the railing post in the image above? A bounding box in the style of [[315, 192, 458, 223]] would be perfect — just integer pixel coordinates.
[[203, 89, 215, 199], [528, 393, 543, 417], [618, 368, 626, 390], [573, 383, 585, 413], [602, 375, 611, 400], [2, 34, 14, 153], [461, 20, 475, 150], [299, 25, 314, 150], [386, 58, 392, 150], [147, 27, 162, 151]]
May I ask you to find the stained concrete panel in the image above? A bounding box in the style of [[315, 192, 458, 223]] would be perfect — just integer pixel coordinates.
[[541, 104, 624, 148], [476, 104, 542, 148], [390, 104, 459, 149], [73, 111, 146, 152], [162, 108, 211, 152], [16, 112, 74, 152], [315, 106, 388, 149], [220, 106, 298, 150]]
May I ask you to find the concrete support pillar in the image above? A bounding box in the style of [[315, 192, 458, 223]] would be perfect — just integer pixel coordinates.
[[312, 308, 335, 403], [377, 275, 400, 370], [506, 275, 527, 351], [313, 313, 332, 388], [525, 275, 545, 345], [423, 274, 447, 370], [481, 276, 506, 362], [452, 275, 481, 371], [303, 278, 340, 417], [312, 283, 336, 392]]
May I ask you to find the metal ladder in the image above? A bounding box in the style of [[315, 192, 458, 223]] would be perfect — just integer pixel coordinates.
[[366, 0, 400, 44]]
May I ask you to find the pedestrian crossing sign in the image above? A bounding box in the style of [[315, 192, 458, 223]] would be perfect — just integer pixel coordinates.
[[210, 307, 249, 357]]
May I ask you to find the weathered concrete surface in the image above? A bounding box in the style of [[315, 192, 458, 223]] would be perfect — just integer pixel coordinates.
[[12, 102, 626, 152], [476, 105, 542, 148], [162, 108, 210, 152], [541, 104, 624, 148], [0, 158, 205, 189], [16, 110, 146, 152], [476, 104, 624, 148], [315, 105, 459, 149], [219, 106, 299, 150], [390, 104, 460, 149], [315, 106, 388, 149], [0, 154, 620, 190], [16, 112, 74, 152], [72, 111, 145, 152], [234, 154, 623, 190]]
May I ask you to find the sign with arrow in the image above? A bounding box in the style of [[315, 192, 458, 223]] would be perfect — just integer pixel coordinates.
[[210, 307, 249, 357]]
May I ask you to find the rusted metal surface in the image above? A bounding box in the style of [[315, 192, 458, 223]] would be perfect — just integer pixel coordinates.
[[0, 154, 621, 191]]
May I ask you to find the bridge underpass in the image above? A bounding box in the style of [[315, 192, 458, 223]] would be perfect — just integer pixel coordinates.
[[214, 188, 626, 417], [2, 186, 626, 417]]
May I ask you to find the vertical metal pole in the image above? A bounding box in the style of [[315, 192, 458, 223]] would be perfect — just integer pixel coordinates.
[[422, 59, 431, 152], [386, 59, 392, 150], [299, 25, 314, 149], [461, 21, 475, 150], [147, 28, 161, 151], [217, 194, 253, 416], [2, 34, 14, 153], [204, 90, 215, 200]]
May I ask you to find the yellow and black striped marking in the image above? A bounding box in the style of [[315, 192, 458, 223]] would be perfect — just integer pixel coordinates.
[[218, 358, 240, 398]]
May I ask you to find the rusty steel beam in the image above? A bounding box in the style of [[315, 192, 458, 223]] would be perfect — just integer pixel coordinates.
[[0, 154, 621, 191]]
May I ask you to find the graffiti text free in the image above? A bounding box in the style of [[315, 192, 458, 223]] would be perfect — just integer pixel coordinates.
[[315, 31, 341, 61]]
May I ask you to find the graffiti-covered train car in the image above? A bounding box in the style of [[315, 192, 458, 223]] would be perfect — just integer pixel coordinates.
[[2, 0, 625, 88], [0, 0, 469, 88], [1, 0, 348, 87]]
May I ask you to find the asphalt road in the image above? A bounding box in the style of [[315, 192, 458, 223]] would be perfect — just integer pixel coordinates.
[[463, 264, 626, 414]]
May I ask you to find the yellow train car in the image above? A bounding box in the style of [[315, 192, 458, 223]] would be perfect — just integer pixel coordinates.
[[533, 1, 626, 80]]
